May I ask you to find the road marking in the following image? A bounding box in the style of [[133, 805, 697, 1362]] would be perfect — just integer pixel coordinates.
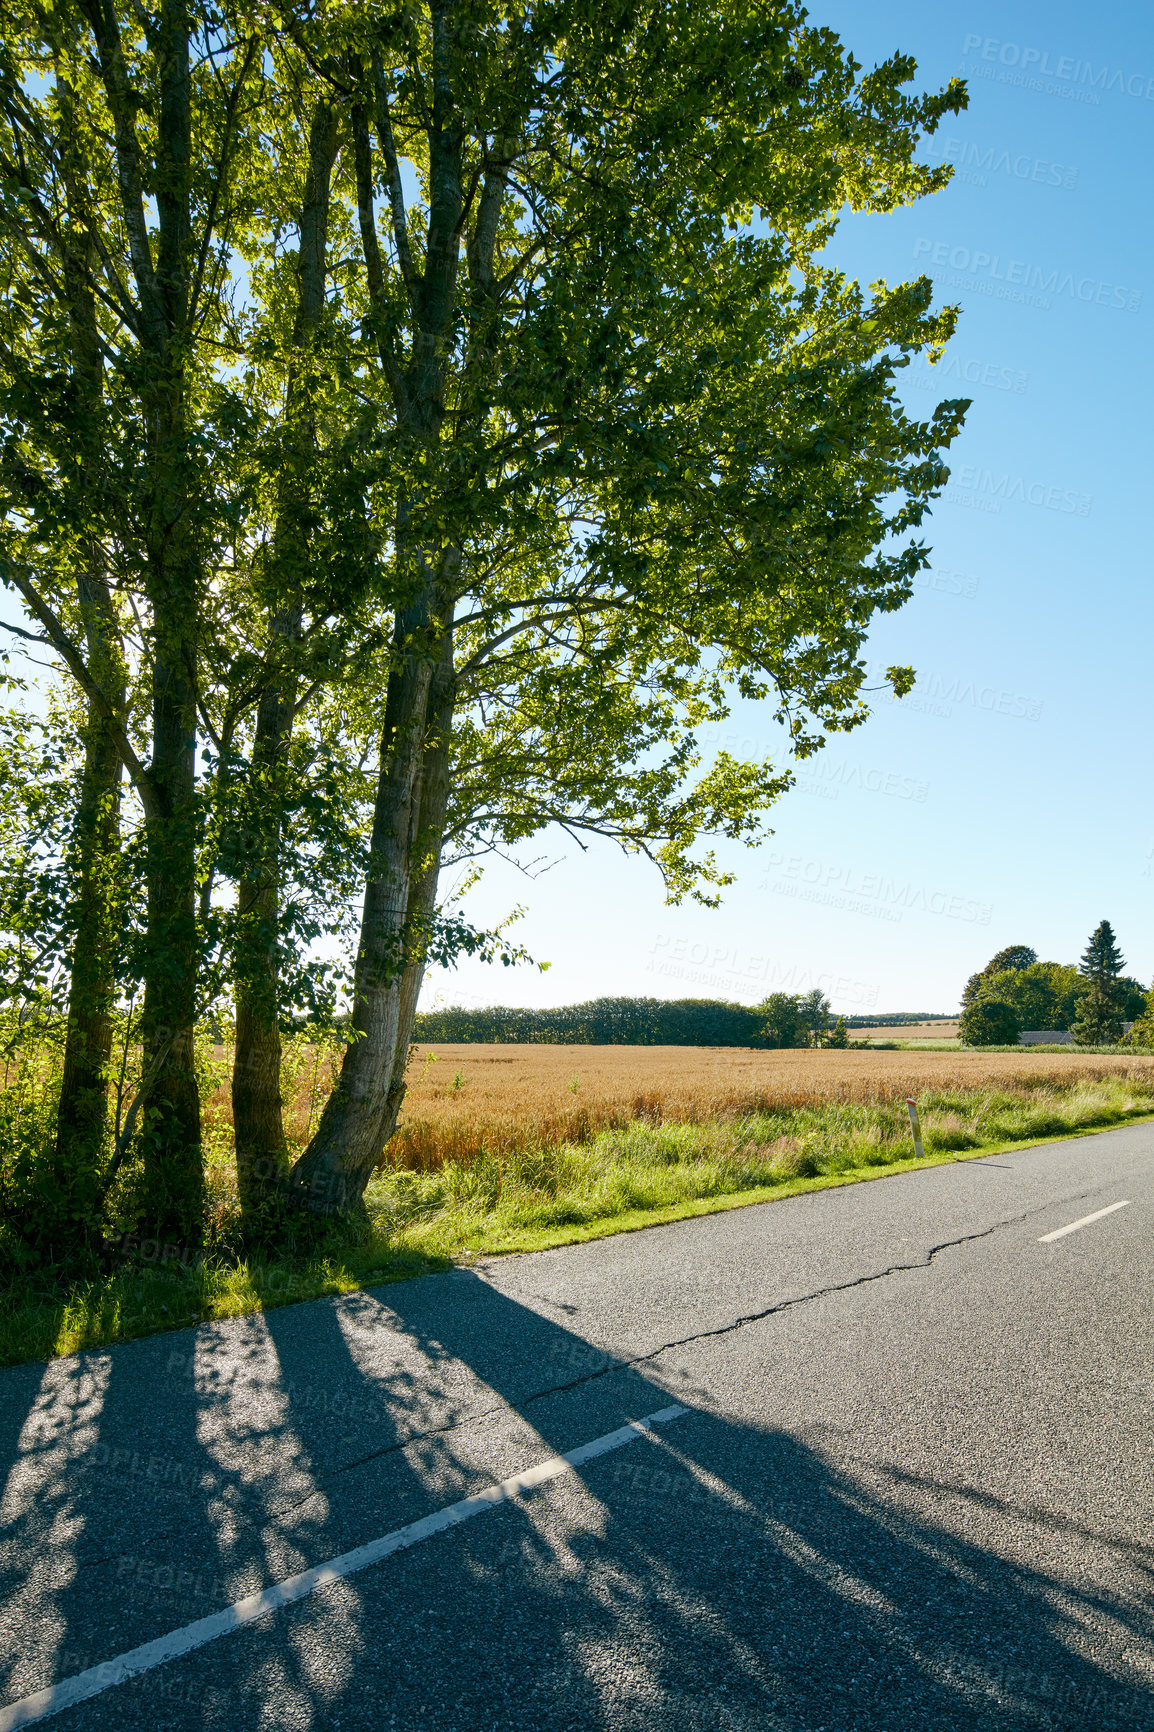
[[1038, 1200, 1130, 1243], [0, 1404, 688, 1730]]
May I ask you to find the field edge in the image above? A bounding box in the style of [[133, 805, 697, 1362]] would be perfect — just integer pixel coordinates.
[[439, 1108, 1154, 1259], [6, 1107, 1153, 1370]]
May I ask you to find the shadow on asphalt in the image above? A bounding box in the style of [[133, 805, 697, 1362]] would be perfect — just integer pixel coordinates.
[[1, 1268, 1151, 1729]]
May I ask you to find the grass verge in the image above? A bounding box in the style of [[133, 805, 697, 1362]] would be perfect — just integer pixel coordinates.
[[3, 1074, 1152, 1367]]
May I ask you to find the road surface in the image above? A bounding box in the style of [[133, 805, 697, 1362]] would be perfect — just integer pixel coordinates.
[[2, 1123, 1153, 1729]]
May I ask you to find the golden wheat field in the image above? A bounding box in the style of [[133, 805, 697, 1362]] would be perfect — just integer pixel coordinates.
[[276, 1044, 1154, 1171]]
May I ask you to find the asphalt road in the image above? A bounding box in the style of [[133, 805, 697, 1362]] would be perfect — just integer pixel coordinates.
[[3, 1124, 1154, 1730]]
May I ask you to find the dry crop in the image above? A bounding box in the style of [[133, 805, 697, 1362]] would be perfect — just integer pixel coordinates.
[[264, 1042, 1154, 1172], [9, 1041, 1154, 1365]]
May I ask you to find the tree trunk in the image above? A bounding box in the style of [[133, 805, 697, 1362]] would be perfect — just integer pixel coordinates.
[[51, 150, 126, 1230], [132, 0, 203, 1241], [287, 39, 471, 1218], [231, 734, 290, 1212], [288, 606, 454, 1214], [138, 554, 203, 1240], [372, 628, 455, 1163], [53, 573, 124, 1220], [232, 100, 338, 1219]]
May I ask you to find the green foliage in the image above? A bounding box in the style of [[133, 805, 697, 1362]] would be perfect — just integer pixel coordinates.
[[1080, 920, 1124, 983], [413, 997, 764, 1046], [756, 993, 812, 1049], [961, 944, 1037, 1007], [0, 701, 93, 1013], [960, 934, 1142, 1044], [884, 665, 917, 699], [981, 962, 1080, 1033], [1127, 986, 1154, 1049], [1072, 986, 1124, 1047], [1072, 920, 1127, 1046], [798, 989, 832, 1045], [958, 998, 1022, 1047]]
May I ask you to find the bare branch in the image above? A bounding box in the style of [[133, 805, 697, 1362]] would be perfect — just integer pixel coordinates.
[[370, 49, 421, 308], [352, 101, 409, 412], [76, 0, 167, 350], [1, 563, 158, 819]]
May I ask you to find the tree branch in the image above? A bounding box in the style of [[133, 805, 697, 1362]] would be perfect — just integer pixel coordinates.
[[1, 563, 158, 819], [370, 49, 421, 309], [352, 100, 409, 413]]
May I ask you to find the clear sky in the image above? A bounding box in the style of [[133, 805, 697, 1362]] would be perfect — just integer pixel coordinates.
[[423, 0, 1154, 1019]]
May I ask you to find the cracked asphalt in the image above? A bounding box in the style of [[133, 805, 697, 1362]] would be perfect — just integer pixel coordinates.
[[3, 1123, 1154, 1730]]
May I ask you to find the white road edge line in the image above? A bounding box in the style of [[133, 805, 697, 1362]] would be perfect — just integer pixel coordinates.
[[0, 1403, 689, 1731], [1038, 1200, 1130, 1243]]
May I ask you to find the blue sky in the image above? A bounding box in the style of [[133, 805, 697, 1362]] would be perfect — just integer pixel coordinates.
[[423, 0, 1154, 1018]]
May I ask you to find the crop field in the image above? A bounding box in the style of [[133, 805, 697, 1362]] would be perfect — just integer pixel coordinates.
[[210, 1039, 1154, 1177], [9, 1039, 1154, 1364], [367, 1043, 1154, 1168], [851, 1020, 960, 1042]]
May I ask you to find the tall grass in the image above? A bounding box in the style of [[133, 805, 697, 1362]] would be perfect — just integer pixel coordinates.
[[2, 1067, 1152, 1366]]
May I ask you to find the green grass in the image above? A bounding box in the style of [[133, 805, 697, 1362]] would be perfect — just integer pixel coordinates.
[[3, 1072, 1153, 1367]]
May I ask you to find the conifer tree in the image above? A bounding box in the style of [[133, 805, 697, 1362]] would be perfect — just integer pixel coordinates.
[[1072, 920, 1125, 1046]]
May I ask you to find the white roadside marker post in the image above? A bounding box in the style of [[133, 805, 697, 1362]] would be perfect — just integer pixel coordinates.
[[906, 1096, 925, 1160]]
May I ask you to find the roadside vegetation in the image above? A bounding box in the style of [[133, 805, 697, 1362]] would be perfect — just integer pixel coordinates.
[[3, 1046, 1152, 1368]]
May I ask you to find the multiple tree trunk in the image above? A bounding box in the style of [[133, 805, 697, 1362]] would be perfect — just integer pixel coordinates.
[[28, 31, 465, 1233], [12, 3, 967, 1241], [231, 99, 339, 1217]]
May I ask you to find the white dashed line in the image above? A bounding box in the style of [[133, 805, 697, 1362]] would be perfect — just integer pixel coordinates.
[[1038, 1200, 1130, 1243], [0, 1404, 688, 1730]]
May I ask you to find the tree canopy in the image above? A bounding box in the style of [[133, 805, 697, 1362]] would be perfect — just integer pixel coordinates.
[[0, 0, 971, 1238], [960, 930, 1147, 1048]]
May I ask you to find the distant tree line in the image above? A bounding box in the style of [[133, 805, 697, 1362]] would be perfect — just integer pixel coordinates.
[[413, 998, 765, 1047], [959, 925, 1151, 1047], [414, 993, 857, 1050]]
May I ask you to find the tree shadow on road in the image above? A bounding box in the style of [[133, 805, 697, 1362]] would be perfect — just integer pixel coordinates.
[[1, 1265, 1151, 1730]]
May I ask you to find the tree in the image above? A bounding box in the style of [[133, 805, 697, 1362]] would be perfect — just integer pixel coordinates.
[[826, 1015, 849, 1049], [959, 999, 1021, 1047], [1128, 986, 1154, 1049], [758, 994, 811, 1050], [961, 944, 1036, 1008], [276, 3, 969, 1214], [1072, 920, 1126, 1046], [0, 0, 268, 1236], [1, 1, 972, 1234], [982, 962, 1079, 1032], [1080, 920, 1124, 983], [798, 989, 832, 1046], [1072, 989, 1124, 1047]]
